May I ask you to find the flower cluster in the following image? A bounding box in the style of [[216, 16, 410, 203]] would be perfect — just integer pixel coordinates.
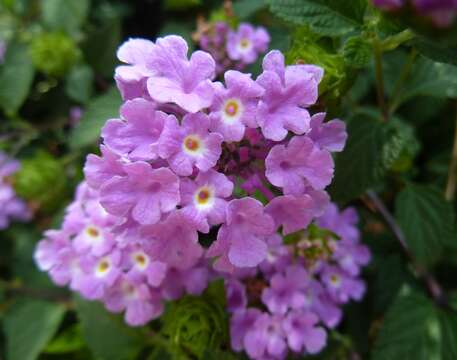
[[0, 152, 31, 230], [35, 33, 370, 357], [198, 22, 270, 75], [373, 0, 457, 27], [225, 203, 370, 359]]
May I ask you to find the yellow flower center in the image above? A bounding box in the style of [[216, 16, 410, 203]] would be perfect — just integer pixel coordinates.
[[86, 226, 100, 238], [224, 100, 239, 117], [240, 38, 250, 49], [183, 135, 202, 153]]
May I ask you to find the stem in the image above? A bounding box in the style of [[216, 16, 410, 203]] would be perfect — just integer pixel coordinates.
[[445, 104, 457, 201], [366, 190, 447, 306], [373, 39, 389, 122], [390, 49, 417, 114]]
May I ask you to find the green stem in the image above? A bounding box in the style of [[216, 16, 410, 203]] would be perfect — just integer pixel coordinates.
[[445, 104, 457, 201], [390, 49, 417, 114], [380, 29, 415, 51], [373, 39, 389, 122]]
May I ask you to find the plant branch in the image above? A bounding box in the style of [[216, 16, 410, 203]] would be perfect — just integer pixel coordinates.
[[445, 104, 457, 201], [389, 49, 417, 114], [366, 190, 448, 307], [373, 39, 389, 122]]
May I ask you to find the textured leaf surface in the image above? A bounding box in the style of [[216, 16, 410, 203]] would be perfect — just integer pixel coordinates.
[[268, 0, 366, 36]]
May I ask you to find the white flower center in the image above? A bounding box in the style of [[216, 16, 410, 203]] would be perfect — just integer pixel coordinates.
[[183, 134, 204, 155], [194, 185, 215, 210], [131, 251, 150, 271], [237, 38, 252, 53], [222, 98, 244, 123], [95, 257, 112, 278]]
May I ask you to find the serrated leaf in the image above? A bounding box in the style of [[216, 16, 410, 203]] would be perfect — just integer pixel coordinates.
[[373, 287, 457, 360], [392, 57, 457, 108], [395, 184, 455, 266], [414, 39, 457, 67], [4, 299, 66, 360], [65, 64, 94, 104], [74, 297, 144, 360], [41, 0, 90, 35], [0, 42, 35, 115], [69, 87, 121, 149], [329, 111, 385, 203], [268, 0, 367, 36], [342, 36, 372, 68]]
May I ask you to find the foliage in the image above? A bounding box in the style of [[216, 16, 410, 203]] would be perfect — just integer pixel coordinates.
[[1, 0, 457, 359]]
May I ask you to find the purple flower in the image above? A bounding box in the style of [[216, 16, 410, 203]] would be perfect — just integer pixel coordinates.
[[230, 309, 262, 352], [226, 278, 247, 313], [227, 23, 270, 64], [332, 239, 371, 276], [372, 0, 404, 10], [147, 35, 215, 113], [140, 212, 203, 270], [180, 169, 233, 233], [102, 99, 170, 161], [244, 313, 287, 359], [84, 145, 127, 190], [209, 70, 264, 142], [316, 203, 360, 242], [115, 38, 156, 100], [256, 50, 323, 141], [265, 136, 334, 195], [99, 162, 180, 225], [282, 311, 327, 354], [160, 264, 209, 299], [123, 245, 167, 287], [79, 251, 122, 300], [207, 197, 274, 272], [104, 277, 164, 326], [265, 195, 318, 235], [320, 265, 366, 303], [307, 112, 347, 152], [261, 265, 308, 315], [413, 0, 457, 27], [159, 112, 223, 176]]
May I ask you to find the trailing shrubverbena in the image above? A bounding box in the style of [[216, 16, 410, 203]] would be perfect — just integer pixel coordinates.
[[34, 34, 371, 359]]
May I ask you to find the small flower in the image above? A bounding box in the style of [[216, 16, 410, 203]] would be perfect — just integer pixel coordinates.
[[160, 264, 209, 300], [265, 136, 334, 195], [207, 197, 274, 271], [256, 50, 323, 141], [102, 99, 170, 161], [159, 112, 223, 176], [308, 112, 347, 152], [209, 70, 264, 142], [227, 23, 270, 64], [180, 169, 233, 232], [230, 309, 262, 352], [282, 311, 327, 354], [226, 278, 248, 313], [147, 35, 215, 113], [99, 162, 180, 225], [140, 212, 203, 270], [104, 276, 164, 326], [320, 265, 366, 303], [261, 265, 308, 315], [123, 245, 168, 287]]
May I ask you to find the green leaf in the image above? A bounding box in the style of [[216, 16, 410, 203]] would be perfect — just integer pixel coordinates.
[[83, 18, 121, 78], [74, 297, 144, 360], [329, 110, 385, 203], [414, 39, 457, 67], [395, 184, 455, 266], [65, 64, 94, 104], [165, 0, 200, 10], [233, 0, 266, 19], [268, 0, 367, 36], [393, 57, 457, 108], [44, 324, 86, 354], [0, 42, 35, 115], [373, 286, 457, 360], [41, 0, 90, 35], [342, 36, 372, 68], [4, 299, 65, 360], [69, 87, 122, 149]]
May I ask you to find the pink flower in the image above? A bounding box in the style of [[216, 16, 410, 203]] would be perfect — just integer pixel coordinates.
[[100, 162, 180, 225], [159, 112, 223, 176], [180, 169, 233, 232], [308, 112, 347, 152], [207, 197, 274, 271], [265, 136, 334, 195], [227, 23, 270, 64], [256, 50, 323, 141], [147, 35, 215, 113]]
